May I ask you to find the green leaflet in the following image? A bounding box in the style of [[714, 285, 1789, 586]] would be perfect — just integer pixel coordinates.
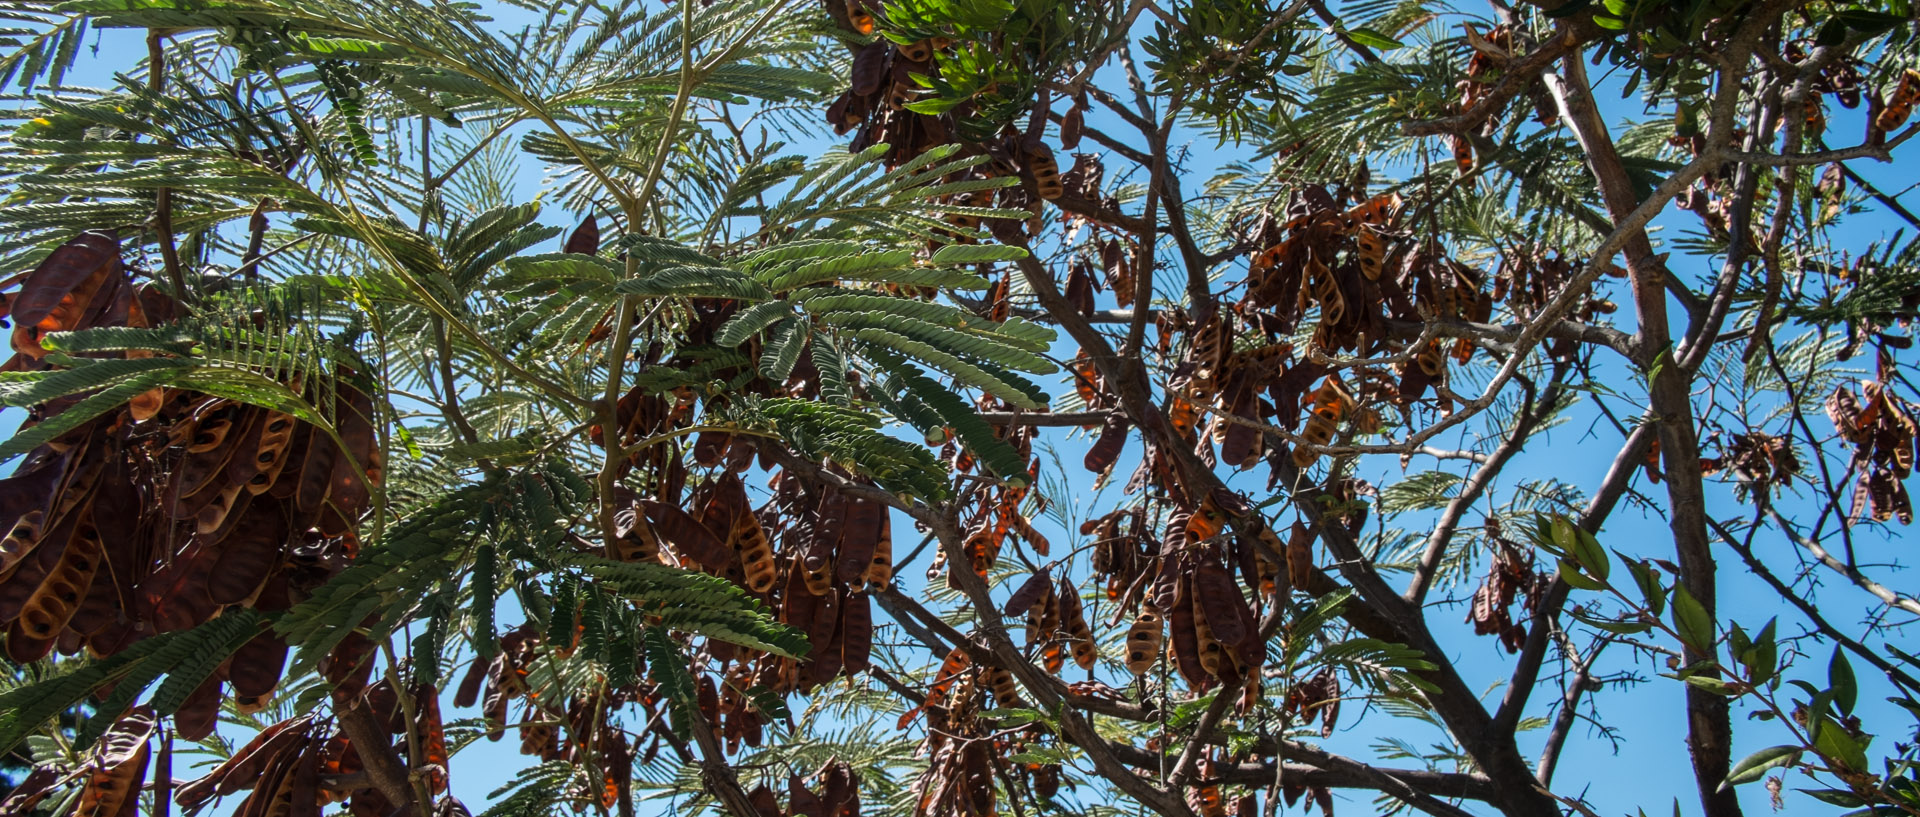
[[867, 348, 1029, 485], [715, 300, 795, 347], [571, 555, 808, 658], [612, 265, 770, 300], [852, 329, 1048, 409], [810, 331, 852, 406], [0, 374, 170, 463], [760, 316, 809, 380], [0, 356, 188, 408], [819, 310, 1055, 374]]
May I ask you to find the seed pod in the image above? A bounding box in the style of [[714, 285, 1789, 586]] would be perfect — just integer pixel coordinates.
[[17, 516, 102, 639], [1285, 523, 1314, 591], [0, 509, 44, 576], [1003, 568, 1052, 618], [841, 592, 873, 675], [897, 39, 931, 62], [984, 666, 1021, 707], [1876, 69, 1920, 132], [1025, 142, 1063, 200], [642, 500, 732, 573], [836, 499, 884, 585], [860, 512, 893, 591], [1124, 601, 1164, 676], [244, 412, 300, 495], [732, 511, 778, 593], [1057, 581, 1097, 670], [76, 707, 154, 817]]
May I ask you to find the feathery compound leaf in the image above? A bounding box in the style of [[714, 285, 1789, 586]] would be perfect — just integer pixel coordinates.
[[73, 610, 263, 750], [851, 329, 1048, 408], [821, 310, 1054, 373], [0, 374, 171, 464], [715, 300, 795, 347], [0, 357, 189, 408], [866, 348, 1030, 486], [571, 556, 807, 657], [612, 265, 770, 300], [929, 244, 1030, 265], [726, 396, 950, 500], [146, 610, 266, 715], [809, 330, 852, 406]]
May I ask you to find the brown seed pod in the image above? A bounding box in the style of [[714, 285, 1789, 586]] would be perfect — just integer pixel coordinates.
[[1293, 378, 1351, 468], [17, 515, 102, 639], [1025, 142, 1064, 200], [732, 510, 778, 593], [836, 498, 885, 585], [244, 412, 299, 495], [841, 592, 873, 675], [1124, 601, 1164, 676], [642, 500, 733, 572], [984, 666, 1021, 707], [76, 707, 155, 817], [1003, 567, 1052, 617], [860, 512, 893, 591], [1057, 581, 1097, 670], [897, 39, 931, 62]]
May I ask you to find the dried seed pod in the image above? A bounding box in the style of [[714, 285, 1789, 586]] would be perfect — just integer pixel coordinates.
[[860, 512, 893, 591], [732, 511, 777, 593], [1876, 69, 1920, 132], [1293, 378, 1352, 468], [244, 412, 299, 495], [897, 39, 932, 62], [1124, 601, 1164, 676], [17, 517, 102, 639], [1003, 568, 1052, 618], [1057, 581, 1097, 670], [984, 666, 1021, 707], [76, 707, 155, 817], [1025, 142, 1063, 200]]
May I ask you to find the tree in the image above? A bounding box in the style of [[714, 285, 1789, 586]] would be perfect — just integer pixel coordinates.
[[0, 0, 1916, 814]]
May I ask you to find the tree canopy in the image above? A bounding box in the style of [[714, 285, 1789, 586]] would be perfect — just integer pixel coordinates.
[[0, 0, 1917, 816]]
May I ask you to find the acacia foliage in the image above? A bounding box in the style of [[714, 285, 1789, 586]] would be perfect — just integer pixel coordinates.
[[0, 0, 1917, 816]]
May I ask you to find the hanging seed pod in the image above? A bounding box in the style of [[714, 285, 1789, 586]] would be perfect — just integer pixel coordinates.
[[1293, 378, 1351, 468], [17, 517, 102, 639], [76, 708, 155, 817], [1024, 142, 1064, 200], [984, 666, 1021, 707], [731, 511, 778, 593], [860, 512, 893, 591], [1124, 601, 1164, 676], [1057, 581, 1097, 670], [897, 39, 931, 62]]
